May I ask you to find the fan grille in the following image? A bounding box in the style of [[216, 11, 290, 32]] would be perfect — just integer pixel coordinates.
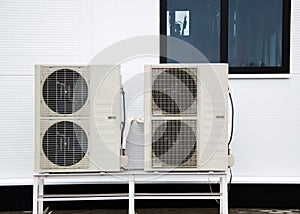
[[42, 121, 88, 167], [152, 68, 197, 115], [152, 120, 197, 167], [42, 69, 88, 115]]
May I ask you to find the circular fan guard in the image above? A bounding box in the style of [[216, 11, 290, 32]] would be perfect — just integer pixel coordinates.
[[152, 120, 196, 165], [152, 69, 197, 114], [42, 121, 88, 167], [42, 69, 88, 114]]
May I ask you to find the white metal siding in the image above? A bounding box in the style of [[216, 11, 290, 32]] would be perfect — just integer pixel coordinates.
[[0, 76, 34, 179], [230, 76, 300, 177], [0, 0, 80, 76], [291, 0, 300, 74]]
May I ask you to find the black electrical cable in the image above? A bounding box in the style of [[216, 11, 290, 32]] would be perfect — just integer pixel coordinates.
[[228, 89, 234, 208], [228, 89, 234, 146], [228, 166, 233, 208], [120, 87, 126, 147], [228, 166, 233, 192]]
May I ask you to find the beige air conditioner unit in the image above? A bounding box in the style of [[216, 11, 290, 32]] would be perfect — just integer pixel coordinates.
[[35, 65, 123, 173], [144, 64, 228, 171]]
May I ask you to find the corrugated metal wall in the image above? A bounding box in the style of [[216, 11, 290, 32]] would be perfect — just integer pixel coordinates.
[[0, 0, 299, 184]]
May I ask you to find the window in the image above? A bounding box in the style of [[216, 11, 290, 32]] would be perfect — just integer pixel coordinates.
[[160, 0, 291, 75], [165, 0, 220, 63]]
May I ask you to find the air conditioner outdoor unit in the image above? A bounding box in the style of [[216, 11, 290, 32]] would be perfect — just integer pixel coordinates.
[[35, 65, 122, 173], [144, 64, 228, 171]]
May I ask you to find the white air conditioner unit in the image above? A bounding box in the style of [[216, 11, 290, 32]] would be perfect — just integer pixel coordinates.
[[35, 65, 122, 173], [144, 64, 228, 171]]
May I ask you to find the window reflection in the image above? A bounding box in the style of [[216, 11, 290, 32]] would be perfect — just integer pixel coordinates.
[[166, 0, 220, 63]]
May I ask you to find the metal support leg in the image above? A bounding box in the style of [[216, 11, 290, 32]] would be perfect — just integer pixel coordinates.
[[220, 175, 228, 214], [129, 178, 135, 214], [33, 176, 39, 214], [38, 178, 44, 214]]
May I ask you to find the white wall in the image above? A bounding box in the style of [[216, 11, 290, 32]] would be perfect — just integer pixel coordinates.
[[0, 0, 299, 184]]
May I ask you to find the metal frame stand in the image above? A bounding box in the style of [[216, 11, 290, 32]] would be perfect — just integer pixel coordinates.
[[33, 171, 228, 214]]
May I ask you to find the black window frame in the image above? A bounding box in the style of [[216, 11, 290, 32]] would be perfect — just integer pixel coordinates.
[[160, 0, 291, 75]]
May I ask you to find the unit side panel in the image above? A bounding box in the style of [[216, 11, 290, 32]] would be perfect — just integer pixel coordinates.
[[199, 64, 228, 171], [90, 65, 121, 171]]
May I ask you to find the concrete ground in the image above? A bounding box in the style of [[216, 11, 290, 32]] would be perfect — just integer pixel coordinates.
[[1, 209, 300, 214]]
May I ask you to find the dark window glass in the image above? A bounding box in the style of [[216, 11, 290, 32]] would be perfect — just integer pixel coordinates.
[[228, 0, 283, 67], [166, 0, 220, 63], [161, 0, 291, 75]]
